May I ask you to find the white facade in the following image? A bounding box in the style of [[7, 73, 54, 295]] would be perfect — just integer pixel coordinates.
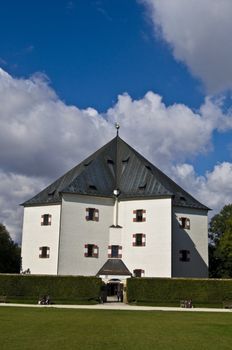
[[21, 204, 61, 275], [58, 194, 114, 275], [118, 198, 172, 277], [21, 195, 208, 278]]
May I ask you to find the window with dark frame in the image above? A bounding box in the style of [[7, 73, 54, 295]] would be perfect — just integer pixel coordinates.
[[179, 217, 190, 229], [108, 245, 122, 258], [41, 214, 51, 226], [133, 209, 146, 222], [133, 233, 146, 246], [136, 210, 143, 222], [136, 234, 143, 246], [133, 269, 144, 277], [88, 208, 95, 221], [87, 244, 94, 257], [84, 244, 98, 258], [179, 250, 190, 262], [39, 246, 50, 258], [86, 208, 99, 221], [111, 245, 119, 258]]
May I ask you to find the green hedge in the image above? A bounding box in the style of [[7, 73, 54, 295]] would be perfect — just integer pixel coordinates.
[[127, 278, 232, 306], [0, 274, 102, 304]]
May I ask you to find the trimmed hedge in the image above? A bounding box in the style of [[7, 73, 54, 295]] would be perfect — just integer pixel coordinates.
[[0, 274, 102, 304], [127, 278, 232, 306]]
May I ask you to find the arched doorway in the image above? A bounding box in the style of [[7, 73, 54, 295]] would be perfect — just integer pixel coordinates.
[[106, 279, 123, 302]]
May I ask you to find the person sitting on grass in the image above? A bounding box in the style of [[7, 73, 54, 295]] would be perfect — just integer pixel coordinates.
[[38, 295, 51, 305]]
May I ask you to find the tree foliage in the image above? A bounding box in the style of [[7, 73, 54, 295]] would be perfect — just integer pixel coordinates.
[[0, 223, 21, 273], [209, 204, 232, 278]]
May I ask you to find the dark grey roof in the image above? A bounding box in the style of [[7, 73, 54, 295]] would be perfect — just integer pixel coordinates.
[[96, 259, 132, 276], [22, 136, 209, 210]]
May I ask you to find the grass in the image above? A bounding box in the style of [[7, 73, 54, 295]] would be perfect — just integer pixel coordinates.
[[0, 307, 232, 350], [133, 301, 223, 308]]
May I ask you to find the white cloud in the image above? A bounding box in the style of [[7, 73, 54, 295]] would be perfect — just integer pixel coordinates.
[[107, 92, 232, 170], [142, 0, 232, 93], [172, 162, 232, 216], [0, 171, 46, 242], [1, 68, 232, 242], [0, 68, 112, 178]]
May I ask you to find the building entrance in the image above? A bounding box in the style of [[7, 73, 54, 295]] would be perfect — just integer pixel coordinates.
[[106, 279, 123, 302]]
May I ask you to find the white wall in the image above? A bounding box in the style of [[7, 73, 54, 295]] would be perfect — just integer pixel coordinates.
[[118, 198, 172, 277], [172, 207, 208, 278], [58, 194, 114, 275], [21, 204, 61, 274], [21, 197, 208, 279]]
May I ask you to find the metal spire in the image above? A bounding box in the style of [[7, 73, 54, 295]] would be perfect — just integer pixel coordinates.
[[115, 122, 120, 136]]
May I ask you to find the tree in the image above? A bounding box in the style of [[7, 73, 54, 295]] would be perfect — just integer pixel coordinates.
[[209, 204, 232, 278], [0, 223, 21, 273]]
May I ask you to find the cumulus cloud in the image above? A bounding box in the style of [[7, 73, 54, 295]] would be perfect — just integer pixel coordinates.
[[142, 0, 232, 93], [0, 68, 112, 178], [0, 171, 46, 242], [107, 92, 232, 169], [172, 162, 232, 216], [1, 68, 232, 242]]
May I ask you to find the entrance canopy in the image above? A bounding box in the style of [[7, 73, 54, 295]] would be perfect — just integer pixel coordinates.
[[96, 259, 131, 276]]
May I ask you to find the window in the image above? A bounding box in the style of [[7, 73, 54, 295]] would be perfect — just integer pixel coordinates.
[[39, 246, 50, 258], [107, 159, 115, 176], [84, 160, 92, 167], [88, 208, 95, 221], [86, 208, 99, 221], [84, 244, 98, 258], [179, 250, 190, 262], [179, 217, 190, 229], [41, 214, 52, 226], [111, 245, 119, 258], [133, 209, 146, 222], [132, 233, 146, 246], [133, 269, 144, 277], [122, 156, 130, 173], [108, 245, 122, 258], [145, 165, 152, 171], [138, 183, 147, 191]]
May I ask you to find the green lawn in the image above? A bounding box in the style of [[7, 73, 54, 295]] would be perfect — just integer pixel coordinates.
[[0, 307, 232, 350]]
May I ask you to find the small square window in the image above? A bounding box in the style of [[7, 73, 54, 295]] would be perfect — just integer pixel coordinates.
[[133, 269, 144, 277], [133, 209, 146, 222], [41, 214, 51, 226], [179, 217, 190, 229], [39, 246, 50, 258], [86, 208, 99, 221], [84, 244, 98, 258], [108, 245, 122, 258], [179, 250, 190, 262], [133, 234, 146, 246]]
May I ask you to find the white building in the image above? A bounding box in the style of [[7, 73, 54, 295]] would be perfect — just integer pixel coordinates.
[[21, 134, 209, 287]]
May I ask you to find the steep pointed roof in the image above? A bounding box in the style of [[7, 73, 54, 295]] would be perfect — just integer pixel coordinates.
[[23, 136, 208, 210]]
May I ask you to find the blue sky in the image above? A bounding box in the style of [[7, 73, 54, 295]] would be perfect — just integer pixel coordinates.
[[0, 0, 204, 110], [0, 0, 232, 241]]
